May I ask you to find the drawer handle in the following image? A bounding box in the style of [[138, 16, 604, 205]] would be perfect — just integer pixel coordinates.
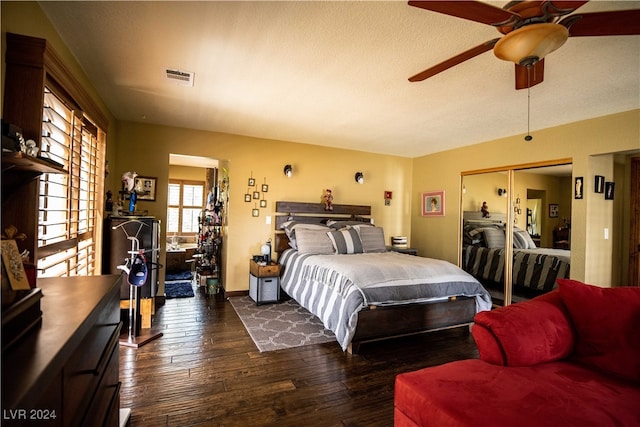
[[93, 322, 122, 376], [104, 381, 122, 425]]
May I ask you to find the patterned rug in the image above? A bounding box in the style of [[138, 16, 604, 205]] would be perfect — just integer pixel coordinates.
[[229, 296, 335, 352], [165, 281, 195, 299]]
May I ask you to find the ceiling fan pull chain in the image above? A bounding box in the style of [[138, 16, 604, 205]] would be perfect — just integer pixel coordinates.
[[525, 65, 533, 141]]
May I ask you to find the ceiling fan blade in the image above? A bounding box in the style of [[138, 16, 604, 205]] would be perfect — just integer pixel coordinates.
[[544, 1, 589, 16], [560, 10, 640, 36], [409, 39, 499, 82], [515, 59, 545, 90], [408, 1, 520, 27]]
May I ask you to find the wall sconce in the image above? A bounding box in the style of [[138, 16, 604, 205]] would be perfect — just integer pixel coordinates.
[[283, 164, 293, 178], [497, 188, 507, 197], [355, 172, 364, 184]]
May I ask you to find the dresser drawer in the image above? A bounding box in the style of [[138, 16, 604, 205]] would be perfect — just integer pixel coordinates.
[[81, 340, 120, 427], [63, 288, 120, 427]]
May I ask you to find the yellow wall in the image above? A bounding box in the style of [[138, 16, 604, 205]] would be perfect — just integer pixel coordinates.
[[412, 110, 640, 286], [110, 121, 413, 292]]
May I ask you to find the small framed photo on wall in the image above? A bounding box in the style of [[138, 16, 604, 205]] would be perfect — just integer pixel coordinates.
[[594, 175, 605, 193], [549, 204, 559, 218], [421, 191, 445, 217], [605, 182, 615, 200], [574, 177, 584, 199]]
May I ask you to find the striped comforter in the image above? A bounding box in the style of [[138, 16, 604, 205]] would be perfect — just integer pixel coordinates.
[[464, 245, 570, 292], [279, 249, 492, 351]]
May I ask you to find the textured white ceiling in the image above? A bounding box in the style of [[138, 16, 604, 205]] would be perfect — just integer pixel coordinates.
[[39, 1, 640, 158]]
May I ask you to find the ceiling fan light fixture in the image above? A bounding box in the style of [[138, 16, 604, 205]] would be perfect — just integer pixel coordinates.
[[494, 23, 568, 65]]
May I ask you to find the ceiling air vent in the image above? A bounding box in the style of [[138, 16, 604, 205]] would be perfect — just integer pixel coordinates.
[[164, 68, 195, 87]]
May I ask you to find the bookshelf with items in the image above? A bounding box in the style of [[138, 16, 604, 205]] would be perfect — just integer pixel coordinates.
[[195, 210, 223, 295]]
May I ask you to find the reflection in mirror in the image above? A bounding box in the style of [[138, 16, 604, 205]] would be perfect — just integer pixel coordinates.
[[461, 163, 572, 308], [512, 164, 572, 302], [461, 172, 509, 306]]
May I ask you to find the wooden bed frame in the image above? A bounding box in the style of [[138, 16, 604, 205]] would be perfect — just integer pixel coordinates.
[[274, 201, 477, 354]]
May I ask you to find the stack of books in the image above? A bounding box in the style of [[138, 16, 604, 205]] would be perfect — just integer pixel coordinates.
[[391, 236, 408, 248]]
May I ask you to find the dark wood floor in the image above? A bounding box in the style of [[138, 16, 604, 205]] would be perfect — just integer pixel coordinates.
[[119, 284, 479, 426]]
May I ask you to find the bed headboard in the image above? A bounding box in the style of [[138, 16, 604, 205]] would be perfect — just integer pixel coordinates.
[[274, 201, 372, 254], [463, 211, 506, 225]]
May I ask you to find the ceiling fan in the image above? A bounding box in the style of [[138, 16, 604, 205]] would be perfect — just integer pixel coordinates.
[[408, 1, 640, 89]]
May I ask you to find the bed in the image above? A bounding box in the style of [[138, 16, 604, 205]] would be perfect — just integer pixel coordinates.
[[274, 201, 492, 354], [462, 212, 570, 300]]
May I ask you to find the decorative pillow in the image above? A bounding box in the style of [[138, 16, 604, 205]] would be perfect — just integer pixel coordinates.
[[482, 228, 505, 249], [280, 221, 329, 249], [473, 290, 574, 366], [521, 231, 537, 248], [355, 226, 386, 253], [327, 228, 363, 254], [294, 228, 336, 255], [558, 279, 640, 383], [513, 230, 532, 249]]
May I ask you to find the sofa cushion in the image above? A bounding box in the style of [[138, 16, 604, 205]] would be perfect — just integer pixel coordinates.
[[394, 359, 640, 427], [558, 279, 640, 383], [473, 291, 574, 366]]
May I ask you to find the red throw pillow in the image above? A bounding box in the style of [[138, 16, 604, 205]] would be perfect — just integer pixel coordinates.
[[558, 279, 640, 383], [473, 290, 574, 366]]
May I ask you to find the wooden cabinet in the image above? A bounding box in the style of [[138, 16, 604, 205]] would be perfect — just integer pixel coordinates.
[[1, 275, 122, 427]]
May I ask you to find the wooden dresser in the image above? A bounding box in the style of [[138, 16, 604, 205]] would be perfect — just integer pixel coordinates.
[[2, 275, 122, 427]]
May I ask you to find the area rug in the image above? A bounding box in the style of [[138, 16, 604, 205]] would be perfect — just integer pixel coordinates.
[[165, 270, 193, 281], [165, 281, 195, 299], [229, 296, 335, 352]]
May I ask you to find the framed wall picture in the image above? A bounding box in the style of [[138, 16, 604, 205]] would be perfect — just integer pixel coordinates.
[[252, 191, 260, 199], [261, 184, 269, 192], [244, 193, 251, 202], [260, 199, 267, 208], [594, 175, 605, 193], [605, 182, 615, 200], [248, 178, 255, 187], [135, 176, 157, 201], [252, 208, 259, 217], [422, 191, 445, 217], [549, 204, 559, 218], [574, 177, 584, 199]]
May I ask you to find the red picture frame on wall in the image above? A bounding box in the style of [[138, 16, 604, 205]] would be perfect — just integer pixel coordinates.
[[422, 191, 445, 217]]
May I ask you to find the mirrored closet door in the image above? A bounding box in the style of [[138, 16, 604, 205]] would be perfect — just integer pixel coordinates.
[[461, 161, 572, 307]]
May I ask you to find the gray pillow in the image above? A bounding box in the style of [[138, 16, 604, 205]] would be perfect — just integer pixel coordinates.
[[355, 226, 386, 253], [483, 228, 505, 249], [327, 228, 364, 254], [295, 228, 336, 254]]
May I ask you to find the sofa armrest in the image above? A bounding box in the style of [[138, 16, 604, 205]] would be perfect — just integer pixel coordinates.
[[472, 290, 575, 366]]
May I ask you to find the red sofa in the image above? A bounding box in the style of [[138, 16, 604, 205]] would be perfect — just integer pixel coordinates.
[[394, 279, 640, 426]]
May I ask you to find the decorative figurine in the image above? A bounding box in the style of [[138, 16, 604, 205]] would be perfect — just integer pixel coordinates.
[[323, 189, 334, 211], [481, 201, 490, 218]]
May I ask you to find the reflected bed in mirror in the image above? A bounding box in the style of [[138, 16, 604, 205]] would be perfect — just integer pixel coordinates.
[[462, 211, 570, 304]]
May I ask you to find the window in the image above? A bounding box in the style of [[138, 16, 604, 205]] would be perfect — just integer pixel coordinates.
[[37, 87, 104, 277], [167, 180, 204, 235]]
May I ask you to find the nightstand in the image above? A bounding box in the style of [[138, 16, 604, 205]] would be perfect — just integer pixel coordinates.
[[249, 260, 281, 304], [386, 246, 418, 256]]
